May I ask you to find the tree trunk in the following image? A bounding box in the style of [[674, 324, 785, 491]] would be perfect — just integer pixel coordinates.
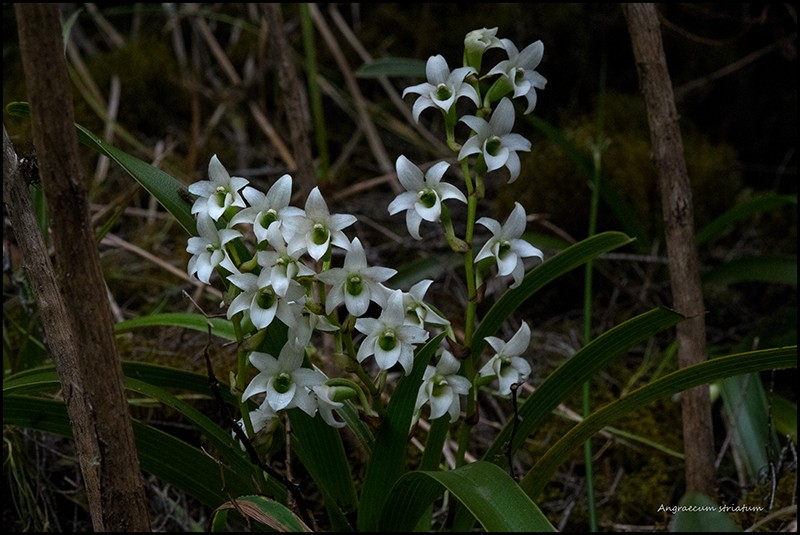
[[622, 3, 716, 497], [12, 3, 151, 530]]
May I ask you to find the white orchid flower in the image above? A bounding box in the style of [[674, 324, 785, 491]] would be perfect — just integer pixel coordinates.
[[282, 187, 356, 261], [241, 342, 325, 413], [458, 97, 532, 183], [474, 202, 543, 288], [189, 154, 249, 221], [388, 156, 466, 240], [415, 348, 471, 422], [479, 322, 532, 396], [403, 54, 479, 123], [355, 289, 429, 375], [229, 174, 304, 244], [315, 237, 397, 317], [488, 39, 547, 114], [186, 213, 241, 284]]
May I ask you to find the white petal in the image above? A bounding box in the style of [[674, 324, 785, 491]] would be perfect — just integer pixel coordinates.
[[504, 323, 531, 356], [345, 290, 370, 317], [425, 54, 450, 84], [414, 199, 442, 222], [490, 98, 516, 134], [395, 155, 425, 192], [428, 387, 453, 420], [250, 302, 277, 330], [388, 192, 419, 215], [405, 210, 424, 240], [374, 343, 401, 370], [267, 381, 296, 411], [497, 250, 519, 277], [241, 373, 269, 401]]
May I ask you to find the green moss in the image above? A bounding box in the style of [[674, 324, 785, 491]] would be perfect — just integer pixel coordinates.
[[79, 36, 189, 137]]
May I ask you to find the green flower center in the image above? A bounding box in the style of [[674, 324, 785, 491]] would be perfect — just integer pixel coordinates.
[[273, 372, 292, 394], [417, 188, 437, 209], [213, 190, 227, 207], [346, 274, 364, 296], [434, 83, 452, 101], [498, 240, 511, 258], [312, 223, 329, 245], [486, 136, 503, 156], [431, 374, 448, 397], [205, 243, 216, 253], [378, 329, 397, 352], [256, 287, 276, 310], [260, 209, 278, 229], [514, 67, 525, 85]]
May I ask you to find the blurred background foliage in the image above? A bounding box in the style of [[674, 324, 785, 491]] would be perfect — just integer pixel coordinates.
[[3, 3, 797, 532]]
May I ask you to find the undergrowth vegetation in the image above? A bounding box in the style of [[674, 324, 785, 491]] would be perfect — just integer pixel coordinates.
[[3, 3, 797, 532]]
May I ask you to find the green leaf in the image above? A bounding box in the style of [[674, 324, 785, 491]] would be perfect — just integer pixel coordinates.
[[696, 193, 797, 246], [519, 346, 797, 499], [210, 495, 312, 532], [470, 231, 634, 361], [481, 307, 685, 465], [379, 462, 556, 532], [702, 256, 797, 287], [115, 312, 236, 341], [357, 333, 446, 532], [669, 492, 742, 532], [7, 101, 196, 235], [3, 395, 260, 509], [288, 409, 358, 531], [355, 57, 427, 79], [771, 393, 797, 445], [3, 361, 288, 501], [718, 373, 780, 484]]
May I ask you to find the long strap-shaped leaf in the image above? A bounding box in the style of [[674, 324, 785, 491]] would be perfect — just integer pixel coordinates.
[[469, 231, 634, 361], [481, 307, 685, 464], [210, 494, 313, 532], [115, 312, 237, 341], [3, 362, 287, 500], [519, 346, 797, 499], [357, 332, 445, 532], [7, 101, 197, 235], [379, 461, 556, 532], [288, 409, 359, 531], [3, 395, 259, 509]]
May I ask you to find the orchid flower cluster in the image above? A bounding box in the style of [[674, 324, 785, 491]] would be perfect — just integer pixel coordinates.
[[185, 27, 546, 447]]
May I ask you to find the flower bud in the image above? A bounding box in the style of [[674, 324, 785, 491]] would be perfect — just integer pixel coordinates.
[[327, 385, 358, 403], [464, 27, 501, 71]]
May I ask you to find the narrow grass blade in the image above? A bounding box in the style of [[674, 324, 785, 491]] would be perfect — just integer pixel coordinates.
[[355, 57, 427, 78], [702, 256, 797, 287]]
